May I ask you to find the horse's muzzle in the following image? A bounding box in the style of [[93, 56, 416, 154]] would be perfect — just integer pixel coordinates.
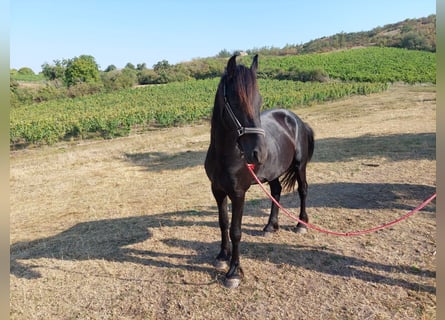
[[244, 148, 265, 166]]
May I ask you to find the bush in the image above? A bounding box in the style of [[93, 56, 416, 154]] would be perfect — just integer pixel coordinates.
[[66, 82, 104, 98], [10, 79, 65, 106], [399, 32, 430, 51], [101, 69, 137, 90], [18, 67, 35, 75], [34, 84, 67, 102], [10, 86, 34, 107], [137, 69, 160, 85], [275, 68, 329, 82], [181, 59, 224, 80], [268, 67, 329, 82]]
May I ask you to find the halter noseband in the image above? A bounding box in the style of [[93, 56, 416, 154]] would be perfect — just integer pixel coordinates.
[[223, 84, 266, 138]]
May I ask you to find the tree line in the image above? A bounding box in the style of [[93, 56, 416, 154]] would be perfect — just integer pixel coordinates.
[[10, 53, 330, 107], [10, 55, 222, 107]]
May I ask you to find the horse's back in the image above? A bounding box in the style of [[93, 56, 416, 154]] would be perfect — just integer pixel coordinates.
[[259, 109, 314, 179], [260, 108, 308, 141]]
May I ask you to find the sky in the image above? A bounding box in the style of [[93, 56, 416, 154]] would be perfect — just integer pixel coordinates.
[[10, 0, 436, 73]]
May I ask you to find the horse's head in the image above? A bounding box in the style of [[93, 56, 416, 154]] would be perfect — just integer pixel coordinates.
[[219, 54, 267, 165]]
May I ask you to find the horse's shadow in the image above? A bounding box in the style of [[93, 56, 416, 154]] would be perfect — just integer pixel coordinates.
[[124, 150, 207, 171], [11, 204, 435, 293], [10, 210, 217, 280], [313, 132, 435, 162], [276, 182, 436, 213], [122, 132, 435, 172]]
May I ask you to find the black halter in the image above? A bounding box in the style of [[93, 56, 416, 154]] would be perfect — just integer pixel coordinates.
[[223, 84, 266, 138]]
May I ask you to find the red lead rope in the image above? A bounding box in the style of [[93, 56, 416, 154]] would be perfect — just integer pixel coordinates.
[[246, 163, 436, 236]]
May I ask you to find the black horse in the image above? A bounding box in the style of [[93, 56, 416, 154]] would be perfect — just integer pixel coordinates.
[[205, 54, 314, 288]]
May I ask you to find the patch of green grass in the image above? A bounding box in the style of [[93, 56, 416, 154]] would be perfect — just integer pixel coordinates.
[[11, 73, 45, 82]]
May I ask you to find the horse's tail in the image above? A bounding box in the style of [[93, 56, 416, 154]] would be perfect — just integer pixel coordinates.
[[281, 121, 314, 192]]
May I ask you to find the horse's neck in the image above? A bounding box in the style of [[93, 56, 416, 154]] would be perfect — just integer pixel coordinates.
[[211, 127, 234, 149], [210, 121, 240, 157]]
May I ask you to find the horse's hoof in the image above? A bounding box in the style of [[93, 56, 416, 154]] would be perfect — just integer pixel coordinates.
[[215, 260, 229, 271], [295, 226, 307, 234], [263, 231, 274, 238], [224, 277, 241, 289], [263, 225, 278, 236]]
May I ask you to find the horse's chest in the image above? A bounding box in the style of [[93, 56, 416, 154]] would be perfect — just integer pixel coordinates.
[[207, 160, 249, 193]]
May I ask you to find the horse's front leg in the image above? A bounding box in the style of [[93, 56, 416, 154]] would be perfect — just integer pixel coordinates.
[[225, 192, 246, 289], [212, 186, 231, 271]]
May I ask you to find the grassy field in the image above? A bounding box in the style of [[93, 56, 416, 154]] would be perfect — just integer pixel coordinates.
[[10, 84, 436, 319]]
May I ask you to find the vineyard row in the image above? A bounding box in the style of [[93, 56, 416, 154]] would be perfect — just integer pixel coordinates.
[[10, 79, 388, 146]]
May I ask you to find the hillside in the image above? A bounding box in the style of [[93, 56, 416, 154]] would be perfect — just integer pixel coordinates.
[[234, 15, 436, 57], [299, 15, 435, 54]]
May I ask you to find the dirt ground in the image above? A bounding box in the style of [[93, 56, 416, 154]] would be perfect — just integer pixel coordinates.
[[10, 84, 436, 319]]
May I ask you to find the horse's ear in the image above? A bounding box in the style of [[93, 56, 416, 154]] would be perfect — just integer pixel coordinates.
[[227, 55, 238, 78], [251, 54, 259, 73]]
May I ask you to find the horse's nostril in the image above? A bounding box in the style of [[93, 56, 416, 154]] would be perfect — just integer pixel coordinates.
[[253, 150, 259, 161], [252, 150, 261, 164]]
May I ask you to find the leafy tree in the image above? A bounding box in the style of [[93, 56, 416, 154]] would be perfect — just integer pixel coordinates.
[[17, 67, 35, 75], [125, 62, 136, 70], [152, 60, 174, 84], [64, 55, 100, 86], [41, 59, 67, 81], [153, 60, 171, 72], [400, 32, 428, 51], [216, 49, 231, 58], [104, 64, 117, 72], [137, 63, 147, 71]]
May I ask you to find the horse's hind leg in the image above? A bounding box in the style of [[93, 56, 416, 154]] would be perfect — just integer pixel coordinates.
[[295, 164, 309, 234], [263, 178, 282, 236]]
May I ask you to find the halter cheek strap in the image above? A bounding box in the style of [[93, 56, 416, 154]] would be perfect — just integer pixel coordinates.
[[223, 84, 266, 138]]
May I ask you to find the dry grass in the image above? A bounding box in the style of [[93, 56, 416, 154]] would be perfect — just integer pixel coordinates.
[[10, 84, 436, 319]]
